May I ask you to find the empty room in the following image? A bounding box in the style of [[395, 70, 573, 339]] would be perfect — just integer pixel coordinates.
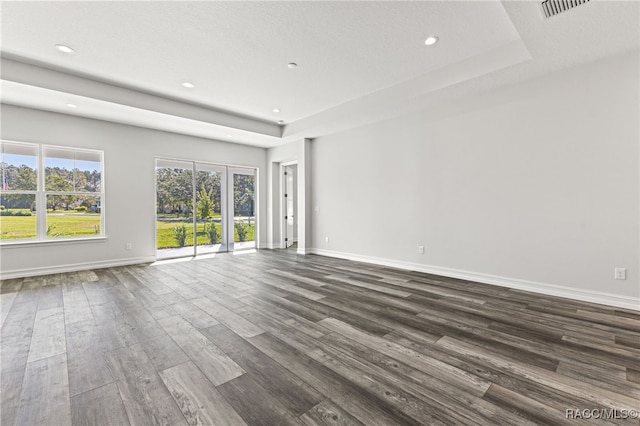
[[1, 1, 639, 425]]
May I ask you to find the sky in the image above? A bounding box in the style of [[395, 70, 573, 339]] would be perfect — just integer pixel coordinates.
[[1, 153, 101, 172]]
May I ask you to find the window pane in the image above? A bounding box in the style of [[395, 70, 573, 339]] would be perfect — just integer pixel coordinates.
[[44, 147, 102, 192], [46, 195, 101, 238], [1, 142, 37, 191], [0, 193, 36, 240]]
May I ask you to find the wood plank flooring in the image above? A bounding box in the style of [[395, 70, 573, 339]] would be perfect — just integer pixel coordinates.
[[1, 250, 639, 425]]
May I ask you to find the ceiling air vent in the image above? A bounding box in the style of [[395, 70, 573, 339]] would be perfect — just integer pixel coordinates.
[[541, 0, 590, 18]]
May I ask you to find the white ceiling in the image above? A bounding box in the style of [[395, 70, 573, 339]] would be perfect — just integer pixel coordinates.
[[1, 1, 638, 148]]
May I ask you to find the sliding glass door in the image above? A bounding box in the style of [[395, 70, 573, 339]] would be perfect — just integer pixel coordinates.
[[229, 167, 256, 251], [156, 159, 195, 258], [156, 159, 256, 259], [196, 163, 226, 255]]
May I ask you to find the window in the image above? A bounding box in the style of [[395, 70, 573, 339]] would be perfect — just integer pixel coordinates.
[[0, 141, 104, 243]]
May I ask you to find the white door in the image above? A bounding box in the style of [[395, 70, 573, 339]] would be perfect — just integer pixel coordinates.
[[285, 166, 295, 248]]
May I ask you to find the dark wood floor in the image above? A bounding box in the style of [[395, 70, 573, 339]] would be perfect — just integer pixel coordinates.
[[1, 250, 639, 426]]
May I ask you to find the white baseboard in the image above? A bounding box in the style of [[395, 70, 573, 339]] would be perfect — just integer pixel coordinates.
[[260, 243, 292, 250], [259, 242, 306, 253], [309, 248, 639, 311], [0, 256, 157, 280]]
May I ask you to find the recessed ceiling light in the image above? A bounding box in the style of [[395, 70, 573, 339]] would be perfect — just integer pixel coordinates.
[[273, 108, 281, 113], [67, 103, 78, 108], [55, 44, 75, 54], [424, 36, 439, 46], [287, 62, 298, 69], [181, 82, 195, 88]]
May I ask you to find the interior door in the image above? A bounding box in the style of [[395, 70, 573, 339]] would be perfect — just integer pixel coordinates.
[[285, 166, 295, 248], [228, 167, 256, 251]]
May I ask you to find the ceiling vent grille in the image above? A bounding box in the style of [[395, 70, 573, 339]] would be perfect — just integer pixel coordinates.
[[541, 0, 590, 18]]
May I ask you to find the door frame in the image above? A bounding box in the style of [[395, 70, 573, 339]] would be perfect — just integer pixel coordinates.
[[279, 160, 298, 249], [195, 162, 227, 256], [227, 166, 257, 252], [154, 157, 259, 259]]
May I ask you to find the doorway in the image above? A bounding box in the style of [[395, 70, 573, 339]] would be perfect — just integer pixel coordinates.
[[283, 164, 297, 249], [155, 159, 257, 259]]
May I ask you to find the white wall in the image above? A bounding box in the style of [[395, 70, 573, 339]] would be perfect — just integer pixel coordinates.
[[311, 51, 639, 309], [0, 105, 267, 277]]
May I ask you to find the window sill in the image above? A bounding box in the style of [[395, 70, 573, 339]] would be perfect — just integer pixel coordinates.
[[0, 236, 108, 248]]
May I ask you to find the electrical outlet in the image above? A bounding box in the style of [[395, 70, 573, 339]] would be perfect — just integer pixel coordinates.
[[418, 246, 424, 254], [614, 268, 626, 280], [126, 243, 133, 250], [325, 236, 329, 243]]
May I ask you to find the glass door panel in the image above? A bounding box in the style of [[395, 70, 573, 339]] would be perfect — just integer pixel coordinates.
[[195, 163, 226, 255], [156, 159, 195, 259], [228, 167, 256, 251]]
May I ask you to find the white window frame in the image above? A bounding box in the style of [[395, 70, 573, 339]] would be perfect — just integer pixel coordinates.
[[0, 140, 105, 245]]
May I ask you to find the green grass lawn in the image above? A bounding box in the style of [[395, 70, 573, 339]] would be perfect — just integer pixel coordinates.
[[48, 215, 101, 237], [44, 209, 99, 215], [1, 214, 254, 246], [0, 213, 101, 240], [157, 212, 222, 219], [156, 220, 254, 249], [0, 215, 37, 239]]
